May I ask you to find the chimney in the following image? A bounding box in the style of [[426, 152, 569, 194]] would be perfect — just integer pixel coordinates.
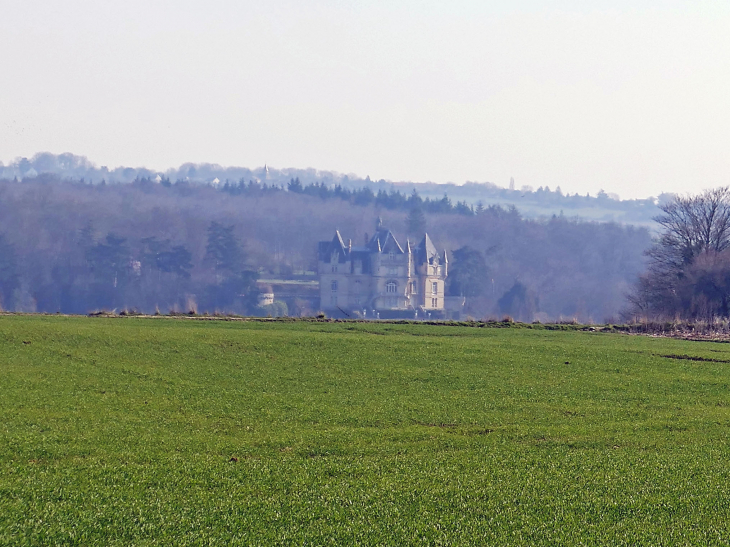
[[348, 239, 352, 252]]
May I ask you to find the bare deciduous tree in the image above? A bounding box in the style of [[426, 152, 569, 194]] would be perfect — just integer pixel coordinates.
[[649, 187, 730, 274], [628, 187, 730, 319]]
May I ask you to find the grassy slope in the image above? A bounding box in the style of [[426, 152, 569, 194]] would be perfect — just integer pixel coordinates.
[[1, 316, 730, 546]]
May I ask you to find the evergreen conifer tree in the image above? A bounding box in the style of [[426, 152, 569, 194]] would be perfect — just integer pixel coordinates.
[[407, 206, 426, 234]]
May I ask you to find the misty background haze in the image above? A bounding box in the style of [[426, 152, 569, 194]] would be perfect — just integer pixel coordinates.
[[2, 2, 729, 321], [0, 152, 663, 224], [2, 1, 730, 199], [0, 165, 650, 321]]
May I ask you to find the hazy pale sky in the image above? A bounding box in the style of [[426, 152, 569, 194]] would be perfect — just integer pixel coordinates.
[[2, 0, 729, 198]]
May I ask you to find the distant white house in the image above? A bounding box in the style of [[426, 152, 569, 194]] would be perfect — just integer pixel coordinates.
[[258, 287, 275, 307]]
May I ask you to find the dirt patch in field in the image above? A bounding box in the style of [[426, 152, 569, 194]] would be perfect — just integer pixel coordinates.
[[657, 353, 730, 363]]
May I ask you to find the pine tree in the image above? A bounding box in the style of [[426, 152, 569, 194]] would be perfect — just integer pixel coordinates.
[[0, 235, 18, 310], [205, 222, 244, 276], [86, 234, 129, 287], [406, 206, 426, 235], [447, 246, 487, 297]]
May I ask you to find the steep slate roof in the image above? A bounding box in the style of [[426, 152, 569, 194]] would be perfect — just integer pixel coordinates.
[[318, 230, 349, 263], [416, 233, 439, 264], [367, 228, 404, 254], [349, 248, 372, 273]]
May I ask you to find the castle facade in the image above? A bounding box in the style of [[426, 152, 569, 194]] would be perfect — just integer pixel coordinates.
[[318, 220, 448, 315]]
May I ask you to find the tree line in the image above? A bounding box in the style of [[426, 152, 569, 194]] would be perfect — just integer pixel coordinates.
[[0, 218, 265, 316], [627, 187, 730, 320], [0, 174, 651, 321], [2, 153, 663, 225], [220, 177, 477, 217]]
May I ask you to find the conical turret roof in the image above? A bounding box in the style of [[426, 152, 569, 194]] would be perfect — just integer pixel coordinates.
[[416, 233, 439, 264], [368, 226, 404, 254]]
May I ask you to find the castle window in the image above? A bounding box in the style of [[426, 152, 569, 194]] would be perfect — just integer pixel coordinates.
[[331, 280, 338, 292], [386, 281, 397, 294], [431, 298, 437, 307], [331, 265, 338, 273], [411, 281, 417, 294], [389, 251, 395, 262], [432, 282, 438, 295]]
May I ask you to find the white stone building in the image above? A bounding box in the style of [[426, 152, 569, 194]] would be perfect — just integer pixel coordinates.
[[318, 219, 448, 315]]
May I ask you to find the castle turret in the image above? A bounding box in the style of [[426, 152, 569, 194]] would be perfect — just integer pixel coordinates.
[[406, 238, 412, 277], [318, 225, 447, 315]]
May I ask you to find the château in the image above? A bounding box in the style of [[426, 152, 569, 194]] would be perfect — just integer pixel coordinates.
[[318, 219, 448, 317]]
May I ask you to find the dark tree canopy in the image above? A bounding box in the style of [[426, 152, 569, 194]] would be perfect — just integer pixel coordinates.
[[0, 234, 18, 310], [157, 246, 193, 278], [287, 178, 303, 193], [142, 238, 193, 279], [406, 206, 426, 235], [649, 187, 730, 274], [0, 174, 651, 320], [205, 222, 244, 275], [447, 246, 487, 297], [86, 234, 130, 287], [628, 187, 730, 319], [201, 270, 260, 312], [498, 282, 538, 320]]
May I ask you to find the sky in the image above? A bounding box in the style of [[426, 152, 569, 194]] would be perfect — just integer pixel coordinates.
[[2, 0, 730, 199]]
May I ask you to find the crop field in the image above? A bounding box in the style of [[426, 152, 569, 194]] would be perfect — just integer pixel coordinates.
[[2, 316, 730, 545]]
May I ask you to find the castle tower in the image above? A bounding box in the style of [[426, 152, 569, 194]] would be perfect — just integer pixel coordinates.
[[317, 222, 448, 316]]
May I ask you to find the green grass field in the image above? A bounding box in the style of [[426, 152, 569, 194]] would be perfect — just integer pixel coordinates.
[[2, 316, 730, 546]]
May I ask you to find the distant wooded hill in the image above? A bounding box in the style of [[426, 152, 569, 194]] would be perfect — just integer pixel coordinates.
[[0, 170, 650, 322], [1, 153, 664, 225]]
